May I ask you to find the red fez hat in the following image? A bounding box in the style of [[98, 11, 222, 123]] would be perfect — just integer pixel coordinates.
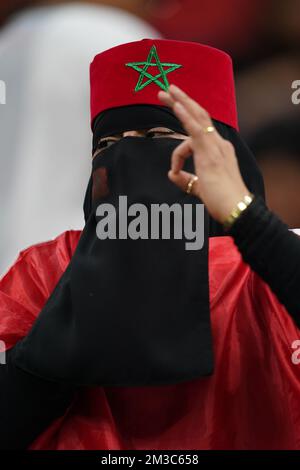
[[90, 38, 238, 130]]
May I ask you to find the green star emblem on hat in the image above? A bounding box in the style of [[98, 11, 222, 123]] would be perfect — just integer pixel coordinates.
[[125, 45, 182, 92]]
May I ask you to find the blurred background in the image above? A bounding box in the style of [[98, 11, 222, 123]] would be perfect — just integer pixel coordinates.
[[0, 0, 299, 274]]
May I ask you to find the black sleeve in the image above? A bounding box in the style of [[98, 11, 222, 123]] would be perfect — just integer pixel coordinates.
[[228, 196, 300, 326]]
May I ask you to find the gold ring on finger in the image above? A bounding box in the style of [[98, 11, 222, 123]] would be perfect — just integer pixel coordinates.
[[186, 176, 198, 195]]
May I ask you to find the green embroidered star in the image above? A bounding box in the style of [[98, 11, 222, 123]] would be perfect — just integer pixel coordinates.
[[125, 45, 182, 92]]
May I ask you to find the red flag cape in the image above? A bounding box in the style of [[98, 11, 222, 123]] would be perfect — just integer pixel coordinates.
[[1, 231, 300, 450]]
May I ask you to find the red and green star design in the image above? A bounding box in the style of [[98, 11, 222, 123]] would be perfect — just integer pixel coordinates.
[[125, 45, 182, 92]]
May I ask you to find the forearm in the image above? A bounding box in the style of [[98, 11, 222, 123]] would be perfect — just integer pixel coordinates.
[[229, 196, 300, 325]]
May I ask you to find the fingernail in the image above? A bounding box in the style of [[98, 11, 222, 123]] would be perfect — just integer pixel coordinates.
[[169, 84, 181, 93], [158, 90, 169, 99]]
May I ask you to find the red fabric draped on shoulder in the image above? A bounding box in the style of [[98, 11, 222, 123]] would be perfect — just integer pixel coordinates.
[[0, 231, 300, 450]]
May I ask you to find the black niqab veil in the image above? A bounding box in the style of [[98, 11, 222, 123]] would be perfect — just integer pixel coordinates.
[[12, 106, 265, 387]]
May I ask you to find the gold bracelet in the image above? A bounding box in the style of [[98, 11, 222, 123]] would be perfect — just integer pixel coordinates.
[[223, 193, 255, 230]]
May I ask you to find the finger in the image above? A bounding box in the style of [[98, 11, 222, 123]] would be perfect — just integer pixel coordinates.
[[168, 170, 200, 197], [169, 84, 212, 125], [174, 103, 225, 160], [158, 90, 176, 108], [173, 101, 208, 139], [159, 91, 203, 139], [171, 138, 193, 174], [160, 88, 224, 153], [158, 91, 200, 138]]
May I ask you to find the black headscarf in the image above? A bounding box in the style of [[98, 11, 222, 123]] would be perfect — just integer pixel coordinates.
[[12, 105, 265, 387]]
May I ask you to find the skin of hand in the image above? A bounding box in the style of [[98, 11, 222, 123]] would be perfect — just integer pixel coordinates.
[[158, 84, 251, 224]]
